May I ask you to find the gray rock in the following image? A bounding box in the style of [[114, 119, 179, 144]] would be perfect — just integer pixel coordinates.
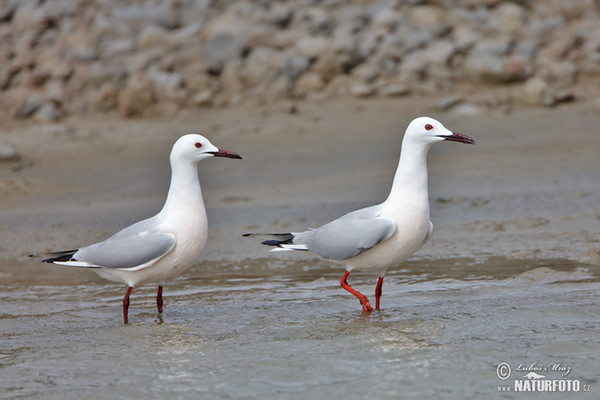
[[377, 82, 411, 97], [521, 77, 556, 107], [294, 73, 324, 97], [293, 36, 330, 61], [352, 63, 379, 83], [464, 54, 532, 84], [350, 83, 374, 98], [244, 47, 285, 88], [33, 102, 61, 123], [283, 55, 310, 81], [0, 144, 21, 162], [15, 95, 45, 118], [409, 6, 450, 37], [471, 38, 512, 57], [202, 14, 250, 72], [118, 73, 156, 117]]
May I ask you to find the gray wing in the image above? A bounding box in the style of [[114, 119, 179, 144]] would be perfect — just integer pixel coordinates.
[[294, 205, 396, 261], [73, 231, 176, 269]]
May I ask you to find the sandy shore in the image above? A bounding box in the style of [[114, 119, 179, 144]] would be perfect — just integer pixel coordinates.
[[1, 97, 599, 285]]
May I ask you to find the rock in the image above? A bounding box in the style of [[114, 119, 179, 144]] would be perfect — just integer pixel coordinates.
[[351, 83, 375, 98], [377, 82, 410, 97], [538, 61, 577, 86], [452, 26, 478, 52], [244, 47, 285, 87], [283, 55, 310, 81], [521, 77, 556, 107], [294, 73, 324, 97], [202, 14, 250, 73], [112, 3, 182, 30], [91, 82, 120, 111], [293, 36, 330, 61], [371, 8, 401, 32], [492, 2, 527, 37], [471, 37, 512, 57], [409, 6, 450, 37], [33, 102, 61, 122], [15, 95, 45, 118], [0, 144, 21, 162], [147, 69, 185, 102], [352, 63, 379, 83], [137, 25, 174, 49], [193, 91, 213, 107], [118, 73, 156, 117], [464, 54, 532, 84]]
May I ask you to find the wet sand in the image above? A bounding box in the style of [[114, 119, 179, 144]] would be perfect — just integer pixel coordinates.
[[1, 97, 599, 398]]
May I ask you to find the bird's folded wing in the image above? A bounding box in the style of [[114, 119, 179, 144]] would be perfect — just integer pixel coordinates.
[[58, 232, 176, 270], [295, 217, 396, 261]]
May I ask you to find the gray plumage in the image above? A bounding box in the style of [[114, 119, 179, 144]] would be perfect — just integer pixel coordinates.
[[293, 206, 396, 260]]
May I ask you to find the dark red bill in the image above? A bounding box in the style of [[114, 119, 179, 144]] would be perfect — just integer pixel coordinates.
[[438, 132, 475, 145], [208, 149, 242, 159]]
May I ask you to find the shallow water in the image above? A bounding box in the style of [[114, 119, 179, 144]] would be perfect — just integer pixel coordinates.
[[2, 258, 598, 399]]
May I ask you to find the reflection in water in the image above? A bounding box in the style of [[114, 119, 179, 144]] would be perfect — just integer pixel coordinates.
[[1, 258, 599, 399]]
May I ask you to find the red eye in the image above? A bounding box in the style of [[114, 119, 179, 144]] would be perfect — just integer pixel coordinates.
[[195, 142, 202, 148], [425, 124, 433, 131]]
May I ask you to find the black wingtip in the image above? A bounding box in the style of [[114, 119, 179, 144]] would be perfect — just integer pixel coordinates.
[[34, 249, 78, 263]]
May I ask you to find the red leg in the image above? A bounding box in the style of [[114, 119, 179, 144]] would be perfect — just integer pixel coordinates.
[[375, 276, 384, 310], [123, 286, 133, 324], [340, 271, 373, 312], [156, 285, 164, 314]]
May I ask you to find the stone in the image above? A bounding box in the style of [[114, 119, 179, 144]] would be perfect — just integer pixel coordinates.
[[147, 69, 185, 102], [0, 144, 21, 162], [352, 63, 379, 83], [521, 77, 556, 107], [351, 83, 375, 98], [283, 55, 310, 81], [409, 6, 450, 36], [193, 91, 213, 107], [464, 54, 532, 84], [492, 2, 527, 37], [244, 47, 285, 87], [202, 13, 250, 72], [118, 73, 156, 117], [293, 36, 330, 61], [377, 82, 410, 97], [452, 26, 478, 52], [15, 95, 45, 118], [138, 25, 174, 49], [294, 73, 324, 97], [33, 102, 61, 122]]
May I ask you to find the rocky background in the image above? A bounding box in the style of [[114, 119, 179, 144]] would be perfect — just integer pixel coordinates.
[[0, 0, 599, 123]]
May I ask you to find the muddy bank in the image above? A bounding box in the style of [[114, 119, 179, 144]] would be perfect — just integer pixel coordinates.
[[1, 97, 599, 285]]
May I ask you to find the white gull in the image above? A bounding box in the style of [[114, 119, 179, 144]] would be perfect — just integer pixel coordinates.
[[245, 117, 474, 312], [36, 134, 241, 323]]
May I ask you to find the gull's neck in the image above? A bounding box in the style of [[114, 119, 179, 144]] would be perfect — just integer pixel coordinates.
[[384, 139, 433, 208], [160, 158, 204, 216]]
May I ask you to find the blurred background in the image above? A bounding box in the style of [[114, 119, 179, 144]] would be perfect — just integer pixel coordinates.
[[0, 0, 599, 123]]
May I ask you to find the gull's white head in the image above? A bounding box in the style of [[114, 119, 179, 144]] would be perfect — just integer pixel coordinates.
[[170, 134, 242, 163], [404, 117, 474, 146]]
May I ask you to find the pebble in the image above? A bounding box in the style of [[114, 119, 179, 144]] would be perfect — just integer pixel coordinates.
[[0, 143, 21, 162]]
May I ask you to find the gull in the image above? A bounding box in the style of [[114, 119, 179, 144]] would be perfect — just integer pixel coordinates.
[[35, 134, 241, 323], [245, 117, 474, 312]]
